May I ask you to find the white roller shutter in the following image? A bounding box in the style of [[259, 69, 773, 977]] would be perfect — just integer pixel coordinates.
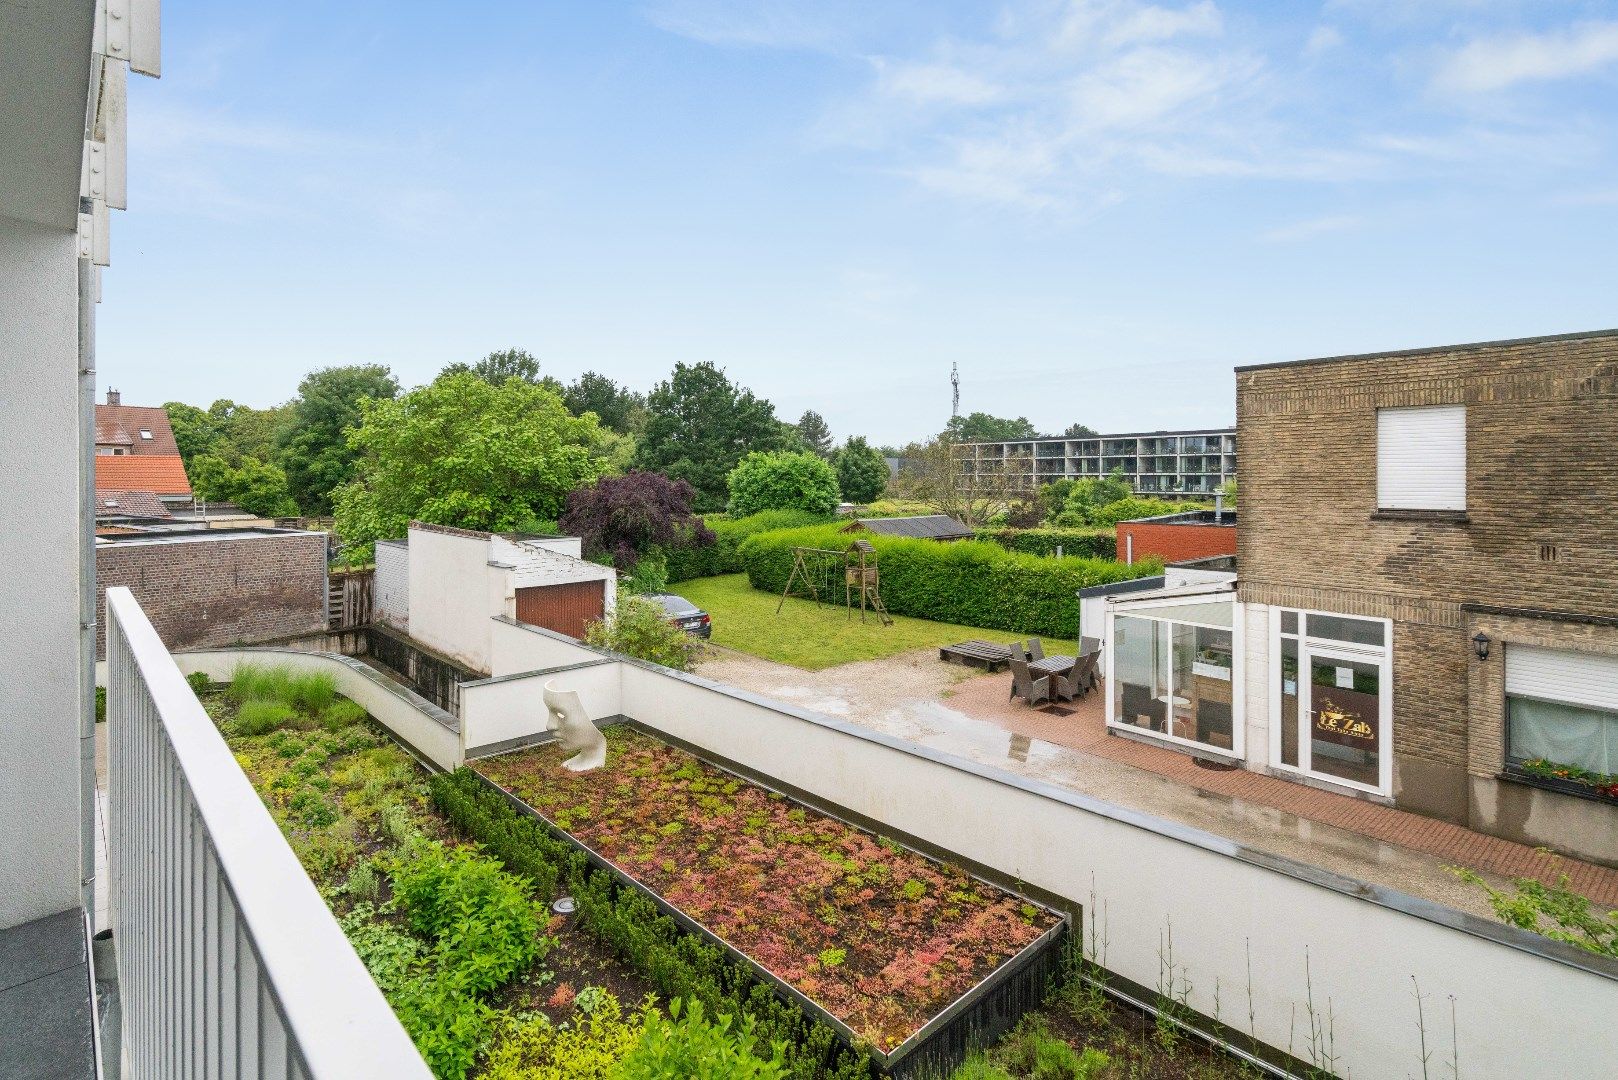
[[1377, 406, 1466, 510], [1507, 645, 1618, 713]]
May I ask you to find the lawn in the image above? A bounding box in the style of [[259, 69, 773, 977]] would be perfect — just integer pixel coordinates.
[[676, 573, 1050, 670]]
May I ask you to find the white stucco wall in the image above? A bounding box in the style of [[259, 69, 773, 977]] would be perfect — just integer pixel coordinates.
[[407, 528, 501, 674], [0, 218, 86, 929], [489, 616, 602, 676], [373, 540, 409, 630], [462, 660, 622, 753], [611, 661, 1618, 1079]]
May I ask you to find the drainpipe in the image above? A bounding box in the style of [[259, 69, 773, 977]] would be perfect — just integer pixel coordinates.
[[77, 256, 97, 919]]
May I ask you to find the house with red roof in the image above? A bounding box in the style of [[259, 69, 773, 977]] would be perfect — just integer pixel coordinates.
[[93, 389, 192, 513]]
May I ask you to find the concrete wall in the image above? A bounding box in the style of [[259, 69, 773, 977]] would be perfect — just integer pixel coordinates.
[[608, 660, 1618, 1079], [407, 526, 502, 674], [373, 541, 409, 630], [94, 531, 328, 659], [174, 648, 463, 771], [0, 217, 85, 929], [489, 614, 602, 676], [462, 660, 622, 755]]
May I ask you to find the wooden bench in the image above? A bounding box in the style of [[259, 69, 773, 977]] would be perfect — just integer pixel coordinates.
[[939, 640, 1014, 672]]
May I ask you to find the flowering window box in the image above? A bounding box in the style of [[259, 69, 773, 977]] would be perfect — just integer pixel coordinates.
[[1506, 758, 1618, 806], [474, 725, 1068, 1073]]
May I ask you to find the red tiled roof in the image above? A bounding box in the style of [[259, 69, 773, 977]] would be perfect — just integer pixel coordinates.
[[94, 490, 172, 518], [95, 455, 192, 497], [95, 404, 181, 456]]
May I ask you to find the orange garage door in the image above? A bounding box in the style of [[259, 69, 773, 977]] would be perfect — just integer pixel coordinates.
[[514, 581, 605, 640]]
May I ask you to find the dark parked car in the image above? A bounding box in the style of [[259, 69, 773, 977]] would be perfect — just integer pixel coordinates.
[[647, 593, 711, 638]]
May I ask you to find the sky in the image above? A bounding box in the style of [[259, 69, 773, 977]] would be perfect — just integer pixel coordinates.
[[103, 0, 1618, 446]]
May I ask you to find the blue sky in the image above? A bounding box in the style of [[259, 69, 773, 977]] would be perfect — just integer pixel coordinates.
[[104, 0, 1618, 445]]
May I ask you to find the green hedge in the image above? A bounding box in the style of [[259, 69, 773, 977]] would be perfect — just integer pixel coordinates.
[[973, 527, 1117, 561], [663, 510, 834, 583], [738, 525, 1160, 639]]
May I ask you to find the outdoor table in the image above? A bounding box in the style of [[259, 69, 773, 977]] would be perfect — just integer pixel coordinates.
[[1030, 655, 1077, 678]]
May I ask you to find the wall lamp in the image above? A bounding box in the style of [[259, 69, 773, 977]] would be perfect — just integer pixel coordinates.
[[1472, 631, 1492, 661]]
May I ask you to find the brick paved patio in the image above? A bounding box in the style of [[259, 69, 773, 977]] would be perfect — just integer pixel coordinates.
[[945, 672, 1618, 907]]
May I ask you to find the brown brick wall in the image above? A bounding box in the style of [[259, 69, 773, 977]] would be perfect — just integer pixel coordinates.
[[96, 532, 328, 659], [1115, 521, 1237, 564], [1236, 330, 1618, 782]]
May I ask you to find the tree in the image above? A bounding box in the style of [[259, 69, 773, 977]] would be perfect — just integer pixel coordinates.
[[833, 436, 888, 504], [189, 453, 298, 518], [563, 372, 647, 435], [558, 471, 714, 571], [440, 348, 562, 393], [890, 438, 1030, 528], [795, 411, 833, 457], [943, 412, 1040, 443], [726, 450, 841, 517], [278, 364, 399, 515], [1044, 468, 1134, 526], [1063, 422, 1099, 438], [332, 370, 605, 545], [633, 362, 784, 511], [164, 401, 227, 465], [585, 590, 702, 672]]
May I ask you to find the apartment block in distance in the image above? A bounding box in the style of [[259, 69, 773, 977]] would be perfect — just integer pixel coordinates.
[[1235, 330, 1618, 863], [955, 428, 1236, 496]]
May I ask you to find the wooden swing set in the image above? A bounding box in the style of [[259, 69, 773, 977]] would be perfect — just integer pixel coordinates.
[[775, 539, 893, 625]]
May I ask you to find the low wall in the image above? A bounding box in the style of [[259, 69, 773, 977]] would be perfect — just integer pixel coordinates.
[[611, 662, 1618, 1078], [1116, 520, 1236, 565], [173, 648, 463, 771], [462, 659, 622, 757], [489, 614, 602, 675]]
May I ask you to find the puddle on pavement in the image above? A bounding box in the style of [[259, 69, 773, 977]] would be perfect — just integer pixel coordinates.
[[882, 698, 1067, 767], [766, 685, 853, 716]]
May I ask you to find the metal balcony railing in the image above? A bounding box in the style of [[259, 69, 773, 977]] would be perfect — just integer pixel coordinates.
[[104, 587, 430, 1079]]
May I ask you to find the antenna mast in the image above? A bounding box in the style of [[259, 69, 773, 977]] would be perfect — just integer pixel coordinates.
[[950, 363, 960, 418]]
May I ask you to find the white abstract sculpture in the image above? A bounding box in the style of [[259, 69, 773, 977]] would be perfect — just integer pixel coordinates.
[[544, 680, 606, 772]]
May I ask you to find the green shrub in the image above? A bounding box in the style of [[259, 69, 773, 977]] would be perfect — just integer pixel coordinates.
[[322, 699, 368, 731], [663, 510, 833, 583], [234, 700, 300, 736], [950, 1053, 1015, 1080], [624, 552, 670, 595], [186, 671, 212, 694], [287, 670, 338, 713], [585, 591, 702, 672], [615, 998, 785, 1079], [974, 527, 1117, 561], [95, 686, 106, 723], [992, 1017, 1111, 1079], [726, 451, 841, 518], [227, 662, 293, 705], [1082, 496, 1193, 527], [482, 990, 645, 1080], [739, 524, 1160, 638]]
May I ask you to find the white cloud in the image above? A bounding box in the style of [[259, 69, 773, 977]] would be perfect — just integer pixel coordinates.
[[1305, 25, 1344, 55], [1260, 214, 1362, 243], [1055, 0, 1224, 50], [877, 61, 1003, 106], [1435, 20, 1618, 93], [643, 0, 852, 50]]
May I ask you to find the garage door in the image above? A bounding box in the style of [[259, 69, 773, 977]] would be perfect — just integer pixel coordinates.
[[515, 581, 605, 640]]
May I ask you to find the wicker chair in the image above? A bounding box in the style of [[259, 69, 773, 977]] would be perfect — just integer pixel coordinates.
[[1055, 652, 1101, 702], [1080, 636, 1101, 657], [1009, 656, 1052, 707], [1027, 637, 1045, 662]]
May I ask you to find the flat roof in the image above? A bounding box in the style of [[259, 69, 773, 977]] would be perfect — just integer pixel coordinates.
[[1234, 327, 1618, 374], [96, 527, 324, 547], [958, 427, 1234, 446]]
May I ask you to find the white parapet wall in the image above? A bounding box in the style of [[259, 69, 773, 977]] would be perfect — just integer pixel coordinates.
[[489, 614, 603, 675], [609, 660, 1618, 1079], [461, 658, 623, 756], [174, 648, 464, 771]]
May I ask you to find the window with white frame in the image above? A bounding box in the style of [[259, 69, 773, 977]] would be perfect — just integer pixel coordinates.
[[1271, 608, 1391, 794], [1376, 405, 1465, 511], [1110, 598, 1237, 755], [1506, 645, 1618, 778]]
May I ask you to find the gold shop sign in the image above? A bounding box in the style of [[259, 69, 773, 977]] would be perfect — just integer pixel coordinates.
[[1314, 698, 1375, 743]]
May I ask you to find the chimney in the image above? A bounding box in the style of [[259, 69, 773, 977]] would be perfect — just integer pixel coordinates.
[[106, 388, 121, 406]]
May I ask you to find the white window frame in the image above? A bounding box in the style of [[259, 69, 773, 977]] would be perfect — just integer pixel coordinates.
[[1268, 607, 1394, 797], [1104, 594, 1244, 760], [1376, 405, 1466, 511]]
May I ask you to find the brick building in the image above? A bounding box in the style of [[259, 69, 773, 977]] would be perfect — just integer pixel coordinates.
[[94, 528, 328, 659], [1115, 510, 1237, 564], [1233, 329, 1618, 863]]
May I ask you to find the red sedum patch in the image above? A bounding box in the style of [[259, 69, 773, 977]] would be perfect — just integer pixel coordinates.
[[477, 727, 1059, 1051]]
